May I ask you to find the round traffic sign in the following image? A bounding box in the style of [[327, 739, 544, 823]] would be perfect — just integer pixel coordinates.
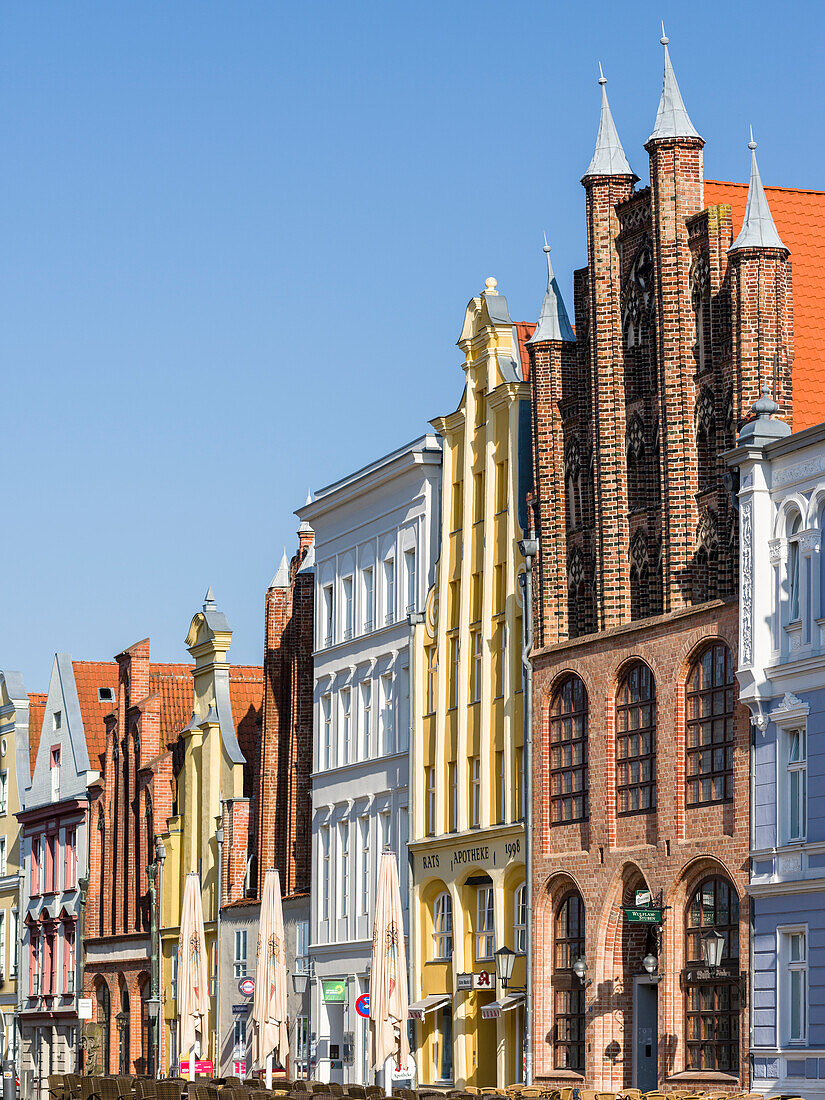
[[238, 977, 255, 997], [355, 993, 370, 1018]]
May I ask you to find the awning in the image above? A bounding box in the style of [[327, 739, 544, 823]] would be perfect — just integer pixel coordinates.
[[409, 994, 450, 1020], [481, 993, 525, 1020]]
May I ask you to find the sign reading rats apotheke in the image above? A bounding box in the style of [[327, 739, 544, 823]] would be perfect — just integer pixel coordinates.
[[416, 830, 523, 877]]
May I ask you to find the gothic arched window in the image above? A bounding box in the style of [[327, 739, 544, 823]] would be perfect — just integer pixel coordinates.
[[548, 675, 589, 824], [696, 387, 717, 492], [685, 877, 740, 1072], [686, 643, 735, 805], [616, 661, 656, 814]]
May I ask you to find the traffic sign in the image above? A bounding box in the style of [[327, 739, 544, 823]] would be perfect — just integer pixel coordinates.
[[238, 977, 255, 997], [356, 994, 370, 1018]]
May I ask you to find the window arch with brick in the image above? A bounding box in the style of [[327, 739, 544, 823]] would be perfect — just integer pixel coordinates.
[[552, 890, 585, 1071], [686, 642, 735, 805], [547, 674, 588, 825], [615, 660, 656, 814], [684, 875, 740, 1072]]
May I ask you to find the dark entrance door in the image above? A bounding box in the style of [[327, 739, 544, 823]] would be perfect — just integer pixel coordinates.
[[634, 979, 658, 1090]]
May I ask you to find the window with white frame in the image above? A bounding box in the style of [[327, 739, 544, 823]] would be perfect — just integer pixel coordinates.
[[341, 688, 352, 765], [233, 929, 247, 978], [361, 680, 372, 759], [0, 837, 7, 877], [381, 674, 394, 755], [433, 892, 453, 959], [0, 772, 8, 816], [171, 945, 178, 1001], [321, 827, 330, 921], [9, 910, 17, 977], [470, 756, 480, 827], [296, 1016, 309, 1073], [425, 765, 436, 836], [233, 1016, 247, 1058], [448, 762, 457, 832], [475, 885, 495, 960], [50, 746, 61, 801], [360, 818, 370, 915], [323, 585, 334, 647], [405, 548, 417, 613], [363, 567, 375, 632], [785, 728, 807, 842], [296, 920, 309, 973], [339, 823, 350, 918], [515, 883, 527, 954], [322, 695, 332, 770], [384, 557, 395, 624], [788, 513, 802, 623], [343, 576, 354, 639], [380, 811, 390, 852], [780, 927, 808, 1044], [426, 646, 437, 714], [449, 637, 459, 709], [0, 913, 6, 979], [471, 630, 482, 704]]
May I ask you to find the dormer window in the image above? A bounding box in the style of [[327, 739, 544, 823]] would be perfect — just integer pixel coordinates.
[[50, 747, 61, 803], [53, 712, 61, 732], [98, 687, 113, 703]]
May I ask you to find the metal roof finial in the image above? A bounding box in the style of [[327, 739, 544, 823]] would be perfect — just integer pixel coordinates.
[[527, 236, 576, 345], [660, 20, 668, 45], [598, 61, 606, 85], [583, 63, 634, 178], [649, 26, 700, 141], [748, 125, 757, 151], [729, 130, 786, 252]]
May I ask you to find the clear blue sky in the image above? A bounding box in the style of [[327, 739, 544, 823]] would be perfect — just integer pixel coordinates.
[[2, 0, 822, 692]]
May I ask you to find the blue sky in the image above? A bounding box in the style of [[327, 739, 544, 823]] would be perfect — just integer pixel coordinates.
[[2, 0, 822, 690]]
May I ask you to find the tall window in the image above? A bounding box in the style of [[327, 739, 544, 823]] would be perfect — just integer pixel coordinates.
[[296, 921, 309, 973], [515, 746, 524, 821], [0, 838, 7, 878], [781, 928, 808, 1044], [363, 567, 375, 631], [433, 892, 453, 959], [493, 622, 506, 697], [63, 924, 75, 993], [470, 631, 482, 703], [381, 674, 394, 754], [425, 767, 436, 836], [788, 513, 802, 622], [360, 681, 372, 759], [0, 772, 8, 816], [469, 756, 480, 827], [553, 892, 585, 1071], [448, 762, 457, 832], [343, 576, 354, 639], [514, 884, 527, 954], [686, 644, 735, 805], [616, 661, 656, 814], [475, 886, 495, 960], [64, 828, 76, 890], [323, 585, 334, 647], [339, 824, 349, 918], [786, 728, 807, 842], [405, 548, 417, 612], [426, 647, 436, 714], [685, 877, 740, 1071], [360, 819, 370, 915], [433, 1005, 453, 1083], [495, 750, 505, 824], [495, 459, 508, 513], [233, 929, 247, 978], [322, 695, 332, 770], [341, 688, 351, 765], [451, 481, 463, 531], [30, 837, 40, 896], [321, 827, 330, 921], [384, 558, 395, 624], [449, 637, 459, 708], [296, 1017, 309, 1075], [50, 747, 61, 801], [548, 675, 589, 824]]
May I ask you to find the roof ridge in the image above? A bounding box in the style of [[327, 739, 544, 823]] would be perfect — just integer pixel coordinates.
[[706, 178, 825, 197]]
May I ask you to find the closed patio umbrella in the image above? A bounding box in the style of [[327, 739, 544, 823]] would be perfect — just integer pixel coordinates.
[[251, 868, 289, 1086], [369, 849, 409, 1094], [177, 871, 210, 1080]]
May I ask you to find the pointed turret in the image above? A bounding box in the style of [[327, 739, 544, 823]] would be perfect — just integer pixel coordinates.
[[584, 64, 634, 178], [528, 239, 576, 344], [730, 131, 786, 252], [649, 26, 700, 142], [269, 549, 291, 590], [203, 586, 216, 611]]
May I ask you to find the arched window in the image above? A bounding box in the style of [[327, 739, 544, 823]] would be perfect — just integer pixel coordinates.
[[119, 986, 131, 1074], [514, 884, 527, 954], [686, 644, 735, 805], [788, 512, 802, 622], [696, 387, 717, 492], [616, 662, 656, 814], [548, 675, 588, 824], [685, 877, 740, 1072], [626, 416, 646, 513], [96, 980, 111, 1072], [433, 892, 453, 960], [553, 892, 585, 1071]]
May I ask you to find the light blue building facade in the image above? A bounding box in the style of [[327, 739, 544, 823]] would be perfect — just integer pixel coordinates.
[[731, 401, 825, 1098]]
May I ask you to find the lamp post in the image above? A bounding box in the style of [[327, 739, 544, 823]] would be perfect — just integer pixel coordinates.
[[701, 929, 725, 971], [116, 1010, 127, 1074], [572, 957, 592, 988], [494, 946, 516, 991]]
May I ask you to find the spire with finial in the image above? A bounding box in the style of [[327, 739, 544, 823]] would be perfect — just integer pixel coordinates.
[[738, 382, 790, 444], [527, 236, 576, 344], [299, 488, 314, 534], [203, 586, 216, 611], [649, 24, 700, 142], [729, 129, 786, 252], [584, 63, 634, 178], [269, 549, 291, 590]]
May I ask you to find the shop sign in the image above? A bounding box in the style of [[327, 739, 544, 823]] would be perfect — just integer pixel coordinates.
[[456, 970, 494, 990], [179, 1061, 214, 1075], [635, 889, 652, 908], [233, 1062, 246, 1076], [77, 998, 93, 1020], [417, 833, 522, 877], [624, 907, 663, 924], [685, 966, 736, 982], [232, 1003, 251, 1015], [322, 979, 347, 1003], [456, 973, 472, 991]]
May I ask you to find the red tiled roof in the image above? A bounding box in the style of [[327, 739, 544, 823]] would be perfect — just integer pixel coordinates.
[[229, 666, 264, 769], [148, 663, 195, 744], [514, 322, 536, 381], [706, 180, 825, 431], [27, 693, 47, 779], [72, 661, 119, 763]]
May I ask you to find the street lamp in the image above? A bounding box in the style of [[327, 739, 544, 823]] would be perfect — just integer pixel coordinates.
[[494, 946, 516, 990], [701, 929, 725, 971], [642, 953, 658, 976], [572, 957, 591, 988], [292, 972, 309, 996], [116, 1011, 127, 1075]]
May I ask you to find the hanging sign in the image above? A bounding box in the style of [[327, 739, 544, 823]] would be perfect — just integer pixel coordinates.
[[456, 973, 472, 991], [322, 979, 347, 1003], [472, 970, 494, 990], [624, 907, 663, 924], [77, 998, 93, 1020]]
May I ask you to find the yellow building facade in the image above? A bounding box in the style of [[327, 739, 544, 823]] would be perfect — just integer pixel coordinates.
[[409, 280, 529, 1089]]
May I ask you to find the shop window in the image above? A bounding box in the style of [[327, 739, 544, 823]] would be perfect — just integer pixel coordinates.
[[433, 1004, 453, 1082], [686, 643, 735, 805], [548, 674, 588, 824], [616, 661, 656, 814], [684, 876, 740, 1072]]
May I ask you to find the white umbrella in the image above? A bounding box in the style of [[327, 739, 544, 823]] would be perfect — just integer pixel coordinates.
[[251, 868, 289, 1086], [370, 850, 410, 1094], [177, 871, 210, 1080]]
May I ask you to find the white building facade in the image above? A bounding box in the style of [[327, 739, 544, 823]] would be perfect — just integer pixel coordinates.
[[298, 435, 441, 1085]]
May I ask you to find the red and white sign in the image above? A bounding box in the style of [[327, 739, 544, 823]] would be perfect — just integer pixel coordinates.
[[233, 1061, 246, 1076], [238, 977, 255, 997], [355, 994, 370, 1018], [178, 1060, 214, 1075], [472, 970, 493, 990]]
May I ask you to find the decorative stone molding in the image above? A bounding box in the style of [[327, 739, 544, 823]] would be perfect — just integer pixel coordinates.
[[769, 691, 810, 728], [740, 502, 754, 666], [768, 538, 785, 564], [773, 457, 825, 487]]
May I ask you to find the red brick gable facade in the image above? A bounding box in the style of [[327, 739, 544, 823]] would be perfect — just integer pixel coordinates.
[[526, 77, 824, 1092]]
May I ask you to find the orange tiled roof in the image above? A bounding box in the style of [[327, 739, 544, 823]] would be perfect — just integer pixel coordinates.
[[148, 663, 195, 745], [72, 661, 119, 764], [27, 693, 47, 780], [706, 180, 825, 431], [514, 321, 536, 381]]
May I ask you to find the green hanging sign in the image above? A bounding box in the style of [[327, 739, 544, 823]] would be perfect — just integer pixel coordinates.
[[624, 907, 663, 924], [322, 979, 347, 1003]]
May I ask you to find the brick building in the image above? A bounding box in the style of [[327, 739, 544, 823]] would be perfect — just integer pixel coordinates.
[[527, 38, 825, 1093], [81, 611, 262, 1078]]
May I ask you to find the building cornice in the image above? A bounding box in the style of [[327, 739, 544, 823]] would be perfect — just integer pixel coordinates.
[[748, 876, 825, 897]]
